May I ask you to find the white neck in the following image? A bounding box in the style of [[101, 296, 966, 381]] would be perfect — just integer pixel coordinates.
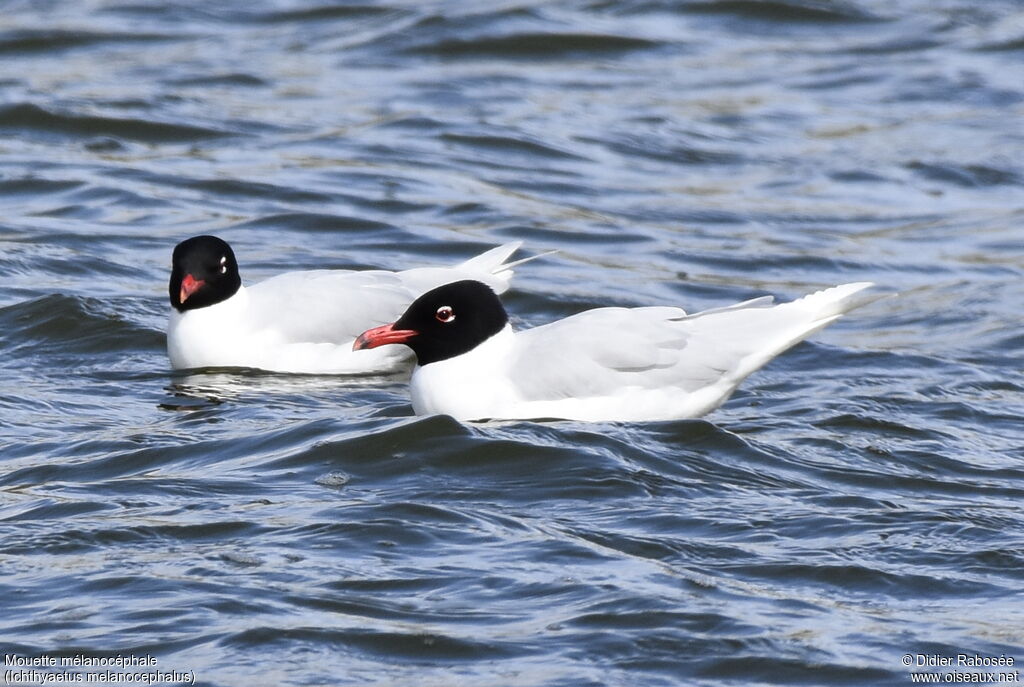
[[409, 324, 516, 418]]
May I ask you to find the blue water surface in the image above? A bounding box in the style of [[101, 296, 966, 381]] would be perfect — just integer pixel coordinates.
[[1, 1, 1023, 685]]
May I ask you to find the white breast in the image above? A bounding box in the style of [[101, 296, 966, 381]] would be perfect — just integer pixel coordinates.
[[410, 325, 519, 419], [167, 287, 253, 369]]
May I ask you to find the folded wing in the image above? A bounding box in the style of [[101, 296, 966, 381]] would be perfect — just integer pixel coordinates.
[[245, 242, 528, 345], [246, 269, 417, 344], [510, 283, 877, 414]]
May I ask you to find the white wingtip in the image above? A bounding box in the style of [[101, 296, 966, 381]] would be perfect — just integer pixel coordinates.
[[499, 248, 558, 271], [791, 281, 882, 319], [457, 241, 555, 292], [458, 241, 522, 273]]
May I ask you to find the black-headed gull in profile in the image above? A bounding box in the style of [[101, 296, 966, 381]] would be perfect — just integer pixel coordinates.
[[167, 236, 535, 374], [353, 279, 880, 422]]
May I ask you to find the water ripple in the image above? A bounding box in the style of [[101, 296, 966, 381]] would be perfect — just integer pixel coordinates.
[[2, 0, 1023, 685], [0, 103, 235, 143]]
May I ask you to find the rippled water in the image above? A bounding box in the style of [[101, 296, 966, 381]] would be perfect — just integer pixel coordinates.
[[2, 1, 1023, 685]]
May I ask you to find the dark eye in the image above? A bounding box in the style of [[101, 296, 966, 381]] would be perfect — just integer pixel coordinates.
[[435, 305, 455, 323]]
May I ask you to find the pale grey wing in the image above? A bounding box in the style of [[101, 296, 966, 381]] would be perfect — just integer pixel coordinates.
[[241, 242, 525, 346], [509, 306, 698, 401], [245, 269, 417, 343], [508, 282, 877, 403]]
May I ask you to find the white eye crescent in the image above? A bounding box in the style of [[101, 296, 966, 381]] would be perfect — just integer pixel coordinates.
[[435, 305, 455, 323], [220, 256, 227, 274]]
